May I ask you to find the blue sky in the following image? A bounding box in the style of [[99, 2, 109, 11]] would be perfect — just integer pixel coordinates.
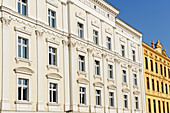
[[106, 0, 170, 55]]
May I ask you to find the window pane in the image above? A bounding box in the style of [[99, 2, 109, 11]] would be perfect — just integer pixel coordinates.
[[23, 79, 27, 85], [18, 87, 21, 100], [18, 45, 21, 57], [48, 17, 50, 26], [23, 87, 28, 100], [49, 53, 51, 65], [52, 55, 56, 65], [52, 18, 55, 28], [22, 0, 26, 3], [49, 90, 52, 102], [22, 5, 26, 15], [53, 91, 56, 102], [18, 2, 21, 13], [23, 46, 26, 58]]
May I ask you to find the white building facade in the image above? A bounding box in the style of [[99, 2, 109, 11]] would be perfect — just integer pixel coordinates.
[[0, 0, 146, 113]]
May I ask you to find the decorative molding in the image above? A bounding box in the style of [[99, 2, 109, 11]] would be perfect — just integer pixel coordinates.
[[119, 37, 126, 43], [47, 65, 60, 72], [46, 0, 58, 8], [76, 47, 87, 53], [62, 39, 69, 46], [46, 73, 62, 80], [75, 12, 85, 20], [131, 43, 136, 48], [46, 38, 60, 45], [1, 17, 11, 26], [77, 71, 87, 77], [14, 26, 32, 36], [107, 85, 116, 90], [14, 67, 34, 75], [106, 57, 114, 63], [87, 47, 93, 53], [93, 82, 104, 87], [35, 30, 44, 37], [93, 52, 102, 59], [133, 91, 140, 95], [105, 27, 112, 35], [122, 88, 130, 93], [132, 68, 138, 72], [77, 78, 89, 84], [91, 20, 99, 28], [121, 63, 128, 69], [128, 64, 132, 68]]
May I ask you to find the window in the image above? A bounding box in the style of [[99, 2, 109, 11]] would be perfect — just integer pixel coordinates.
[[93, 30, 99, 45], [161, 82, 164, 93], [155, 62, 158, 73], [167, 102, 169, 113], [145, 57, 148, 69], [95, 89, 101, 106], [18, 0, 27, 16], [106, 37, 111, 50], [132, 50, 136, 61], [48, 9, 56, 28], [152, 79, 155, 91], [146, 77, 150, 89], [95, 60, 100, 75], [122, 70, 127, 83], [79, 55, 85, 72], [148, 98, 151, 113], [133, 74, 137, 86], [77, 23, 83, 38], [168, 69, 170, 78], [135, 97, 139, 109], [18, 78, 29, 101], [150, 60, 153, 72], [18, 37, 29, 59], [49, 47, 57, 66], [165, 84, 168, 94], [49, 83, 58, 103], [164, 67, 166, 77], [158, 100, 161, 113], [124, 95, 128, 108], [153, 99, 156, 113], [108, 64, 113, 79], [109, 92, 114, 107], [79, 87, 86, 105], [157, 81, 159, 92], [121, 45, 125, 57], [160, 64, 163, 75], [163, 101, 165, 113]]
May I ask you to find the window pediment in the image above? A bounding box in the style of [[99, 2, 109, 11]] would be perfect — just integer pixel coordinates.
[[122, 88, 130, 93], [107, 85, 116, 90], [14, 26, 32, 36], [14, 67, 34, 75], [46, 38, 60, 45], [75, 12, 85, 20], [121, 63, 128, 69], [46, 0, 58, 8], [77, 78, 89, 84], [46, 73, 62, 80], [105, 27, 112, 35], [133, 91, 140, 95], [91, 20, 99, 28], [93, 82, 104, 87]]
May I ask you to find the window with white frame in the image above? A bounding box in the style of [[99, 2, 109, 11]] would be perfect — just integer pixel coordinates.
[[122, 70, 127, 83], [108, 64, 113, 79], [124, 94, 128, 108], [132, 50, 136, 61], [49, 47, 57, 66], [79, 87, 86, 105], [121, 45, 125, 57], [95, 60, 100, 75], [18, 0, 27, 16], [135, 96, 139, 109], [107, 37, 111, 50], [133, 74, 137, 86], [48, 9, 56, 28], [18, 78, 29, 101], [18, 37, 29, 59], [93, 30, 99, 45], [77, 22, 83, 38], [49, 83, 58, 103], [79, 55, 85, 72], [95, 89, 101, 106], [109, 92, 114, 107]]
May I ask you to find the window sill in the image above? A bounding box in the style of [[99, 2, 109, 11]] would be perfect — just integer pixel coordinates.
[[107, 78, 114, 83], [133, 85, 138, 89], [93, 75, 102, 80], [94, 105, 103, 108], [14, 101, 32, 105], [108, 106, 116, 109], [78, 104, 89, 107], [134, 109, 140, 111], [47, 65, 60, 72], [77, 71, 87, 76], [123, 108, 129, 111], [122, 82, 128, 87], [47, 102, 61, 106], [15, 57, 32, 64]]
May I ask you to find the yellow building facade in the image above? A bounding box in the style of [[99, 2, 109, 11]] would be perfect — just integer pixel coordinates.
[[143, 41, 170, 113]]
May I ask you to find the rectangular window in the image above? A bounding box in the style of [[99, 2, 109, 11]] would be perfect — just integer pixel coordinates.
[[95, 89, 101, 106], [158, 100, 161, 113], [133, 74, 137, 86], [157, 81, 159, 92], [168, 69, 170, 79], [79, 87, 86, 105], [18, 0, 27, 16], [152, 79, 155, 91], [49, 83, 58, 103], [161, 82, 164, 93], [109, 92, 114, 107], [155, 62, 158, 73], [108, 64, 113, 79], [18, 37, 28, 59], [49, 47, 57, 66], [93, 30, 99, 45], [147, 77, 150, 89], [145, 57, 148, 69], [150, 60, 153, 72], [160, 64, 163, 75], [48, 9, 56, 28], [95, 60, 100, 75], [77, 23, 83, 38], [148, 98, 151, 113], [121, 45, 125, 57], [18, 78, 29, 101], [153, 99, 156, 113], [122, 70, 127, 83], [106, 37, 111, 50], [132, 50, 136, 61], [165, 84, 168, 94], [167, 102, 169, 113], [135, 97, 139, 109], [163, 101, 165, 113], [124, 95, 128, 108], [79, 55, 85, 72], [164, 67, 166, 77]]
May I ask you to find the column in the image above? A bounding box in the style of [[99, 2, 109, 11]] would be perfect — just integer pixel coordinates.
[[61, 1, 68, 32], [62, 39, 70, 111], [68, 1, 74, 34], [1, 17, 11, 110], [35, 30, 44, 111], [128, 65, 133, 113]]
